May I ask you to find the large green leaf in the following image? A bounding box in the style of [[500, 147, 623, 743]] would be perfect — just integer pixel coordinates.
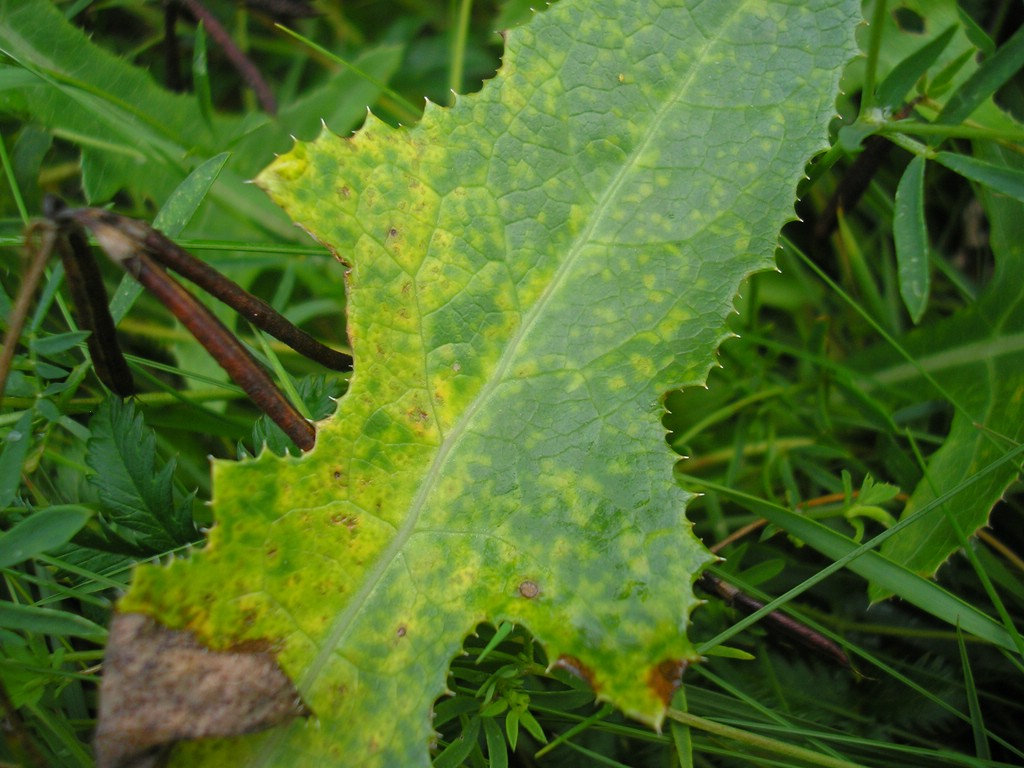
[[110, 1, 859, 765]]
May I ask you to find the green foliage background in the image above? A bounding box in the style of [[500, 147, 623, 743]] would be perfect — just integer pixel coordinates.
[[0, 1, 1023, 767]]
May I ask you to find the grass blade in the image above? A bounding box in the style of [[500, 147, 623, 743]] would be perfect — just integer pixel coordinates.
[[0, 410, 34, 509], [0, 601, 105, 638], [0, 506, 92, 568], [685, 463, 1022, 653], [957, 626, 991, 760]]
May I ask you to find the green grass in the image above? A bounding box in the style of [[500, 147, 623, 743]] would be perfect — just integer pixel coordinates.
[[2, 1, 1023, 766]]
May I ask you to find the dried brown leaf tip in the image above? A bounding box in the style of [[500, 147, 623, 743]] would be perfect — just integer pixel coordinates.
[[553, 654, 596, 689], [95, 613, 308, 768], [647, 659, 686, 708]]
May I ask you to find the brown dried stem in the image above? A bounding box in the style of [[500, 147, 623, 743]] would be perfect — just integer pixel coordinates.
[[136, 224, 351, 371], [173, 0, 277, 114], [63, 208, 316, 452], [696, 571, 851, 669], [0, 223, 56, 408], [51, 214, 135, 396]]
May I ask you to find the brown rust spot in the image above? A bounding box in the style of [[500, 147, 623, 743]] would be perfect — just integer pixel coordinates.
[[647, 659, 687, 706], [396, 624, 407, 638], [330, 513, 358, 531], [518, 580, 540, 599]]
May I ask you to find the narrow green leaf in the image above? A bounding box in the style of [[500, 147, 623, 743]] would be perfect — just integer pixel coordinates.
[[0, 601, 105, 638], [0, 506, 92, 569], [876, 25, 957, 110], [110, 150, 231, 324], [505, 708, 520, 753], [893, 155, 930, 323], [0, 410, 33, 509], [433, 696, 480, 730], [929, 49, 974, 98], [701, 645, 755, 661], [433, 716, 481, 768], [29, 330, 91, 358], [11, 123, 51, 215], [957, 626, 990, 760], [934, 151, 1024, 203], [518, 707, 547, 744], [0, 124, 28, 222], [192, 21, 213, 130], [153, 151, 231, 237], [476, 621, 515, 664], [481, 715, 508, 768], [937, 22, 1024, 125], [956, 7, 995, 56], [670, 687, 693, 768]]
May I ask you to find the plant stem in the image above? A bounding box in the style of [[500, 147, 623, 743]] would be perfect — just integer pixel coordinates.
[[665, 709, 869, 768], [448, 0, 473, 104]]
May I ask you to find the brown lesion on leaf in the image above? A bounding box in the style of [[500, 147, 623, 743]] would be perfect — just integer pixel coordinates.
[[554, 655, 597, 690], [517, 580, 540, 598], [647, 659, 687, 707], [396, 624, 408, 638], [337, 185, 351, 198], [95, 613, 308, 768], [408, 407, 430, 425], [330, 512, 358, 531]]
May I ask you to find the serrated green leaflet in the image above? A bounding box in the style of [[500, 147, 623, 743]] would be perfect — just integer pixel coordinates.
[[117, 1, 859, 764], [87, 398, 195, 553]]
